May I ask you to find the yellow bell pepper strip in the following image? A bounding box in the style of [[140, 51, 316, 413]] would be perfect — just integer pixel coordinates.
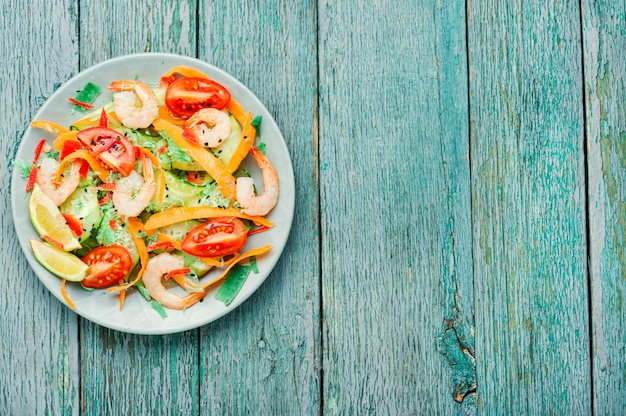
[[225, 98, 247, 126], [225, 111, 255, 173], [156, 233, 232, 267], [144, 205, 274, 230], [134, 148, 165, 204], [152, 118, 237, 200], [136, 146, 161, 169], [57, 149, 110, 182], [108, 218, 149, 293], [157, 106, 184, 126], [52, 130, 79, 151], [162, 65, 209, 80], [30, 120, 70, 135], [201, 244, 272, 289], [70, 110, 121, 131]]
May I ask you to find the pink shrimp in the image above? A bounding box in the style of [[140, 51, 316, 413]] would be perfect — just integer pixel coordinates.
[[182, 108, 231, 148], [108, 80, 159, 128], [236, 147, 279, 216]]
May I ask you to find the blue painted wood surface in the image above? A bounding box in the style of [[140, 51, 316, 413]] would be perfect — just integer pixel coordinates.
[[0, 0, 624, 414]]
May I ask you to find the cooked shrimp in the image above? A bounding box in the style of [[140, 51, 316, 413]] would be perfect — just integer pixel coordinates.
[[182, 108, 231, 148], [236, 146, 279, 216], [142, 252, 206, 310], [112, 155, 156, 217], [36, 157, 81, 206], [108, 80, 159, 128]]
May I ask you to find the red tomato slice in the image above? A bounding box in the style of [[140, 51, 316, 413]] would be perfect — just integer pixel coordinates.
[[181, 217, 247, 258], [81, 245, 133, 289], [165, 77, 231, 118], [77, 127, 135, 176]]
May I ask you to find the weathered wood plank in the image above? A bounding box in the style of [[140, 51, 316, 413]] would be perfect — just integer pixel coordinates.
[[582, 1, 626, 413], [77, 1, 199, 415], [319, 1, 473, 414], [467, 0, 591, 413], [197, 1, 321, 414], [0, 1, 80, 415]]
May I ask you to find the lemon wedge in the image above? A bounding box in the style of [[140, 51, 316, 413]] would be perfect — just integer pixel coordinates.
[[30, 239, 88, 282], [28, 184, 81, 251]]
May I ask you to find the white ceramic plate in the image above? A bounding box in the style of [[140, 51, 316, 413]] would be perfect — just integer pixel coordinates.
[[11, 53, 294, 335]]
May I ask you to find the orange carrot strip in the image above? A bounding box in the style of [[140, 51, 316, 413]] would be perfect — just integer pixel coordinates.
[[152, 118, 236, 201], [247, 225, 270, 236], [118, 279, 125, 310], [144, 206, 274, 230], [201, 244, 272, 289], [30, 120, 70, 135], [61, 279, 76, 309], [108, 218, 149, 292], [58, 149, 110, 182]]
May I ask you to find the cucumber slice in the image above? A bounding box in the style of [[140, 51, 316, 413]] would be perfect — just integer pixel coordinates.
[[158, 220, 202, 241], [95, 215, 140, 270], [178, 250, 213, 278], [151, 170, 212, 211], [213, 115, 243, 166], [59, 186, 101, 242]]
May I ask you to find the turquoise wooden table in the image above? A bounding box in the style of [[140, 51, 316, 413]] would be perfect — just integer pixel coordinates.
[[1, 0, 625, 414]]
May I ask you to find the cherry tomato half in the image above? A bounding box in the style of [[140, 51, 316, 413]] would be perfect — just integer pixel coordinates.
[[181, 217, 247, 258], [81, 245, 133, 289], [165, 77, 231, 119], [77, 127, 135, 176]]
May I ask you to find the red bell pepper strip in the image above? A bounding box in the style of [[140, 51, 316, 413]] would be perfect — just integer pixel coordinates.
[[61, 213, 83, 237], [164, 268, 191, 281], [68, 97, 94, 110], [32, 138, 47, 164], [25, 166, 38, 192]]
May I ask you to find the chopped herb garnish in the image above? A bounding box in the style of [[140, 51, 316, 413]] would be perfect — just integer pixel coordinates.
[[249, 256, 259, 274], [71, 82, 101, 113], [14, 159, 34, 179], [215, 264, 252, 306], [150, 300, 168, 318]]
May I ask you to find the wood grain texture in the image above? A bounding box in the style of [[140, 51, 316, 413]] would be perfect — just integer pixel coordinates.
[[198, 1, 321, 413], [468, 0, 591, 413], [582, 1, 626, 413], [318, 1, 474, 414], [77, 2, 200, 415], [0, 1, 80, 415]]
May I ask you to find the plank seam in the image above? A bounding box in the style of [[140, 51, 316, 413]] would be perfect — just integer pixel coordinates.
[[315, 1, 324, 414], [76, 2, 82, 413], [577, 0, 595, 413]]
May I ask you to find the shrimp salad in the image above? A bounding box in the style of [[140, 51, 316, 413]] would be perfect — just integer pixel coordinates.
[[19, 65, 280, 317]]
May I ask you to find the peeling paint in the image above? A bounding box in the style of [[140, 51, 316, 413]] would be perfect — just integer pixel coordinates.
[[437, 313, 476, 404]]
